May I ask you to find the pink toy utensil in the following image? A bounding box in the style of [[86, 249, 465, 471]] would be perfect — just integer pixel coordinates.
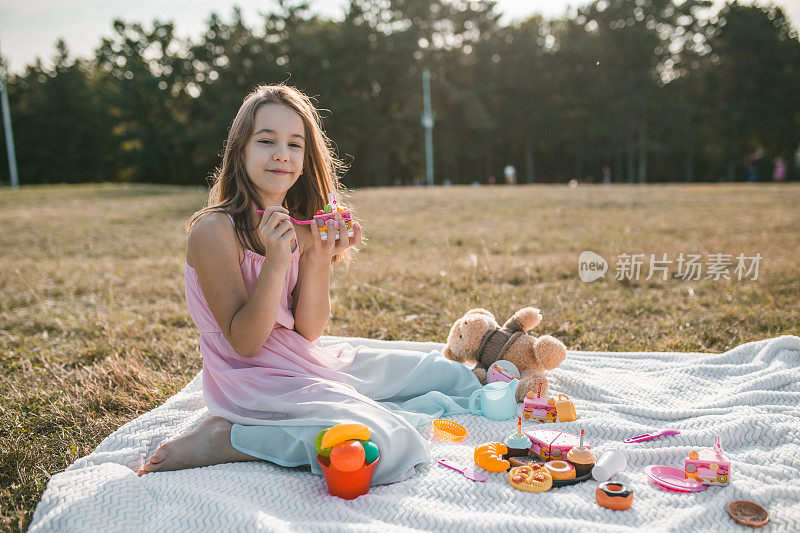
[[437, 458, 489, 482], [624, 428, 680, 443], [256, 210, 310, 225]]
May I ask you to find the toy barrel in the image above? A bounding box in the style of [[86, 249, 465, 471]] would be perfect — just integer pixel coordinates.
[[317, 454, 380, 500]]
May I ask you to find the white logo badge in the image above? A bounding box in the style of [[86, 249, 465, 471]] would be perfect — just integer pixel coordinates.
[[578, 251, 608, 282]]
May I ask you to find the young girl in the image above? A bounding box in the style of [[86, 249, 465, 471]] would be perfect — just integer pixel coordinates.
[[137, 84, 481, 485]]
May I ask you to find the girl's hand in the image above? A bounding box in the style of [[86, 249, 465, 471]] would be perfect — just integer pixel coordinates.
[[305, 218, 363, 265], [257, 206, 296, 268]]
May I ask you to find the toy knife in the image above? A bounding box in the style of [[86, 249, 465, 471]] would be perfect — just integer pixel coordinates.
[[437, 458, 488, 482], [624, 429, 680, 443]]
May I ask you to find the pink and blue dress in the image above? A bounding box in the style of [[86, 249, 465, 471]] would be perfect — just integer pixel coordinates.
[[183, 214, 480, 484]]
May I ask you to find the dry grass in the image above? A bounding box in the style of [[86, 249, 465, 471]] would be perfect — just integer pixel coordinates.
[[1, 182, 798, 531]]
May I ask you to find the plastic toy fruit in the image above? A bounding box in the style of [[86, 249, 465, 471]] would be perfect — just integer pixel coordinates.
[[329, 440, 365, 472], [314, 429, 332, 457], [321, 423, 371, 450], [362, 440, 380, 464]]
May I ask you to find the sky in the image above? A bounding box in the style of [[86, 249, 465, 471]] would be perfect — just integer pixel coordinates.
[[1, 0, 799, 74]]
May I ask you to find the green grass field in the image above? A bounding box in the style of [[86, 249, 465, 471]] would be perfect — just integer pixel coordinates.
[[1, 182, 798, 531]]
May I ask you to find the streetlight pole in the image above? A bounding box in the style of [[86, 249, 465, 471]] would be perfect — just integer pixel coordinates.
[[0, 40, 19, 188], [421, 67, 434, 186]]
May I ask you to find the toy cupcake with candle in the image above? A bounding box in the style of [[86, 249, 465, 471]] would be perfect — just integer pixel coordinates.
[[566, 430, 596, 477], [504, 417, 533, 458]]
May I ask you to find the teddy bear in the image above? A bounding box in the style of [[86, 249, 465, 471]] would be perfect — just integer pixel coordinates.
[[442, 307, 567, 403]]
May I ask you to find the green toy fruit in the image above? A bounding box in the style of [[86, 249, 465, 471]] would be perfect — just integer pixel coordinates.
[[362, 440, 380, 464], [314, 429, 332, 457]]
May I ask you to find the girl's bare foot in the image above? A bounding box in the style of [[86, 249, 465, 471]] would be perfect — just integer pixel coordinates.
[[137, 416, 257, 475]]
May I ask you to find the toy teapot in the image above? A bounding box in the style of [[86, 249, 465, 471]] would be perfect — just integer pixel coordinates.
[[469, 378, 519, 421]]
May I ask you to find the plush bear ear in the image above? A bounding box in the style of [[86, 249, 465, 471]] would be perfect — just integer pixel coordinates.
[[467, 308, 494, 318], [504, 307, 542, 332]]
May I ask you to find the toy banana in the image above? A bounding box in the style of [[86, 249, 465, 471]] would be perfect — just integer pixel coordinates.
[[320, 423, 371, 450]]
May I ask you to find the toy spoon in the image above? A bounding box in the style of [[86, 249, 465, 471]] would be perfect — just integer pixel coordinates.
[[256, 209, 310, 225], [624, 429, 680, 443], [437, 458, 488, 482]]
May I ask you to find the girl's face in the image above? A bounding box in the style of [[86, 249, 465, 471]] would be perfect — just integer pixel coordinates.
[[244, 103, 306, 204]]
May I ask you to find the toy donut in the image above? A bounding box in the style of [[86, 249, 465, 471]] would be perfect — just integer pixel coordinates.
[[508, 464, 553, 493], [596, 482, 634, 510], [474, 442, 510, 472], [545, 460, 576, 480]]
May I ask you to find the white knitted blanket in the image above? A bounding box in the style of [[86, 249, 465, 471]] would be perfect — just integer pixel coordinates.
[[30, 336, 800, 532]]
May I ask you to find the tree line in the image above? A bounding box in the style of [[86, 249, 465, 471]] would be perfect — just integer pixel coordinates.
[[1, 0, 799, 187]]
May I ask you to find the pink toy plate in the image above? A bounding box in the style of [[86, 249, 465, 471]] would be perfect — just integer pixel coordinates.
[[645, 465, 708, 493]]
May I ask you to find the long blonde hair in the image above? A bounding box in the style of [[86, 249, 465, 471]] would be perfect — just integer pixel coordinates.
[[187, 84, 352, 263]]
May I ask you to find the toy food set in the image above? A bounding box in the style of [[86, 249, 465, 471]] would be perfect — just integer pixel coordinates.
[[624, 428, 680, 443], [314, 423, 380, 499], [508, 464, 553, 493], [546, 460, 576, 480], [596, 482, 634, 510], [437, 458, 488, 482], [522, 383, 557, 422], [592, 449, 627, 482], [503, 417, 533, 458], [313, 194, 353, 241], [728, 501, 769, 528], [554, 393, 577, 422], [523, 394, 557, 422], [645, 465, 707, 493], [525, 429, 588, 461], [474, 442, 511, 472], [469, 378, 519, 421], [685, 435, 731, 486], [509, 455, 542, 468], [566, 430, 596, 477], [488, 360, 520, 383], [432, 419, 467, 441], [258, 193, 353, 242]]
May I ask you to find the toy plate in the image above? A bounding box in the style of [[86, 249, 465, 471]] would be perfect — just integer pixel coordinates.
[[508, 458, 592, 487], [645, 465, 708, 492], [552, 471, 592, 487]]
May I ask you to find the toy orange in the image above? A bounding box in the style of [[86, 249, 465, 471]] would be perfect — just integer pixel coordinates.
[[474, 442, 510, 472], [432, 419, 467, 441], [329, 440, 365, 472]]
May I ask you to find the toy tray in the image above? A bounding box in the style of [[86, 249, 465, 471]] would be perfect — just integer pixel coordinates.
[[511, 457, 592, 487], [552, 471, 592, 487]]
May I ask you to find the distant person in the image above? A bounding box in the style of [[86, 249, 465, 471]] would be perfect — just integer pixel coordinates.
[[137, 84, 481, 486], [487, 175, 496, 185], [602, 165, 611, 185], [747, 148, 763, 182], [795, 143, 800, 180], [503, 164, 517, 185], [772, 157, 786, 182]]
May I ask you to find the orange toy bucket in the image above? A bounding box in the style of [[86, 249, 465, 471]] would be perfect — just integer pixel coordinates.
[[317, 454, 380, 500]]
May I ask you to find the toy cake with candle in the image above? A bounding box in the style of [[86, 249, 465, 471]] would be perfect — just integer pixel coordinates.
[[504, 417, 533, 458], [314, 193, 353, 241], [566, 430, 596, 476]]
